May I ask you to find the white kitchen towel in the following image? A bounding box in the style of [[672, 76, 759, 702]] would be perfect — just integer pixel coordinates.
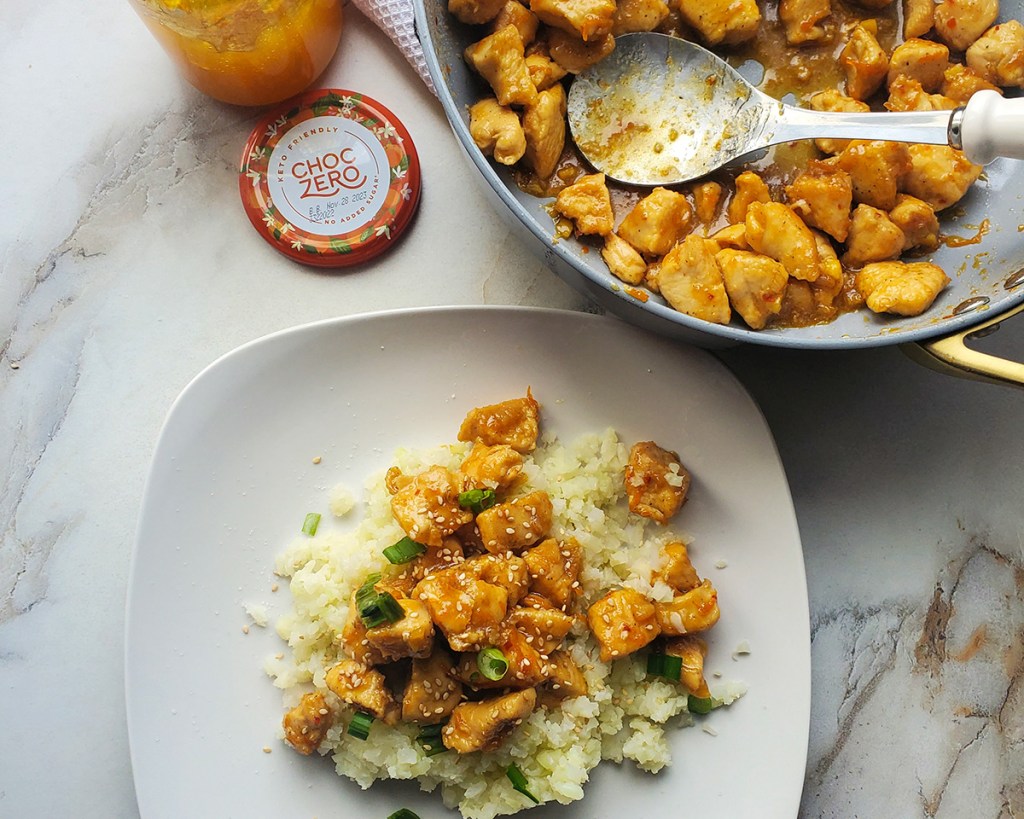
[[351, 0, 437, 94]]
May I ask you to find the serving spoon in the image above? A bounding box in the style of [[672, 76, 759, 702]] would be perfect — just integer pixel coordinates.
[[567, 31, 1024, 186]]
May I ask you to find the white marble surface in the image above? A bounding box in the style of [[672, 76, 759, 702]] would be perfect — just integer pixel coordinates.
[[1, 1, 1023, 817]]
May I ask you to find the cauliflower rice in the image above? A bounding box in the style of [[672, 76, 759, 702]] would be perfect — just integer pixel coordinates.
[[266, 426, 743, 818]]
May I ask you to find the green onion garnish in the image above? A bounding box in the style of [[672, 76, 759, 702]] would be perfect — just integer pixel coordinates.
[[387, 811, 421, 819], [415, 723, 448, 756], [301, 512, 321, 536], [646, 652, 683, 681], [359, 591, 404, 629], [355, 573, 404, 629], [477, 647, 509, 681], [347, 711, 374, 740], [505, 763, 540, 804], [458, 487, 497, 514], [687, 694, 723, 715], [383, 536, 427, 564]]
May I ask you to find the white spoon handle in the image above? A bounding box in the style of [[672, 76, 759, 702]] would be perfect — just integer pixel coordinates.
[[957, 90, 1024, 165]]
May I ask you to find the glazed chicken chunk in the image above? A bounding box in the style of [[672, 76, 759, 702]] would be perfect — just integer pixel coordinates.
[[664, 635, 710, 696], [966, 21, 1024, 86], [402, 651, 464, 724], [364, 597, 436, 662], [475, 490, 553, 553], [885, 76, 958, 112], [454, 625, 549, 687], [602, 233, 648, 285], [745, 201, 821, 283], [523, 83, 567, 179], [780, 0, 831, 44], [809, 231, 844, 308], [469, 98, 527, 165], [612, 0, 670, 34], [459, 390, 540, 453], [657, 235, 732, 324], [460, 441, 524, 490], [692, 180, 723, 225], [652, 541, 701, 593], [522, 537, 583, 611], [282, 691, 334, 755], [934, 0, 999, 51], [903, 145, 982, 211], [617, 187, 694, 257], [887, 38, 949, 91], [464, 553, 531, 606], [903, 0, 935, 38], [464, 25, 538, 107], [716, 249, 789, 330], [540, 649, 589, 705], [727, 170, 771, 224], [889, 194, 940, 252], [785, 162, 854, 243], [587, 588, 661, 660], [676, 0, 761, 46], [836, 140, 912, 211], [443, 687, 537, 753], [554, 172, 615, 236], [625, 441, 690, 523], [655, 579, 721, 636], [529, 0, 616, 40], [325, 659, 401, 724], [414, 565, 510, 651], [940, 63, 1002, 103], [546, 28, 615, 73], [855, 261, 950, 316], [390, 465, 473, 547], [842, 204, 906, 267], [524, 52, 568, 89], [450, 0, 506, 24], [840, 21, 889, 100], [493, 0, 539, 42], [508, 599, 576, 654]]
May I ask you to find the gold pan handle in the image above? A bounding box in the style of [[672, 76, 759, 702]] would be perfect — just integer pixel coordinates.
[[902, 301, 1024, 388]]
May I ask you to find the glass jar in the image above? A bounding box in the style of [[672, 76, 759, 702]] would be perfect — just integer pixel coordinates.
[[128, 0, 344, 106]]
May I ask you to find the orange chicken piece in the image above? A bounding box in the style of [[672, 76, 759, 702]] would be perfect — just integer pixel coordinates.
[[587, 588, 661, 661], [459, 391, 540, 453]]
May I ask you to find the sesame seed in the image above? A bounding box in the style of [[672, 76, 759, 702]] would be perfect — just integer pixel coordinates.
[[263, 746, 273, 753]]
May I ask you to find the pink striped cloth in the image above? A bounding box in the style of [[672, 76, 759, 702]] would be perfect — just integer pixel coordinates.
[[351, 0, 437, 94]]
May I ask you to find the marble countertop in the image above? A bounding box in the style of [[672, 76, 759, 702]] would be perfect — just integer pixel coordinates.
[[2, 2, 1022, 817]]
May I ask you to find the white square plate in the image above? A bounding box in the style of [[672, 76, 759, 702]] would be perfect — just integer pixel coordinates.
[[126, 306, 809, 818]]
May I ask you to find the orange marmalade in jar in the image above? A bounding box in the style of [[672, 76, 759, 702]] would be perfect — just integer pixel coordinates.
[[129, 0, 343, 106]]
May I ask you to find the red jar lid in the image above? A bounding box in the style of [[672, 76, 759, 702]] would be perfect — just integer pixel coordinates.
[[239, 88, 421, 267]]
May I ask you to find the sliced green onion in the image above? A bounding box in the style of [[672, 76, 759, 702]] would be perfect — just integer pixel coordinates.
[[415, 722, 448, 756], [458, 488, 497, 514], [387, 811, 422, 819], [359, 591, 404, 629], [355, 573, 404, 628], [347, 711, 374, 740], [505, 763, 540, 804], [355, 573, 383, 605], [646, 652, 683, 681], [301, 512, 321, 536], [687, 694, 723, 715], [477, 647, 509, 681], [383, 536, 427, 564]]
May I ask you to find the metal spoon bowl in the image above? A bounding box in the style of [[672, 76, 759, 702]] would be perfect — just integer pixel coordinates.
[[567, 32, 1024, 186]]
